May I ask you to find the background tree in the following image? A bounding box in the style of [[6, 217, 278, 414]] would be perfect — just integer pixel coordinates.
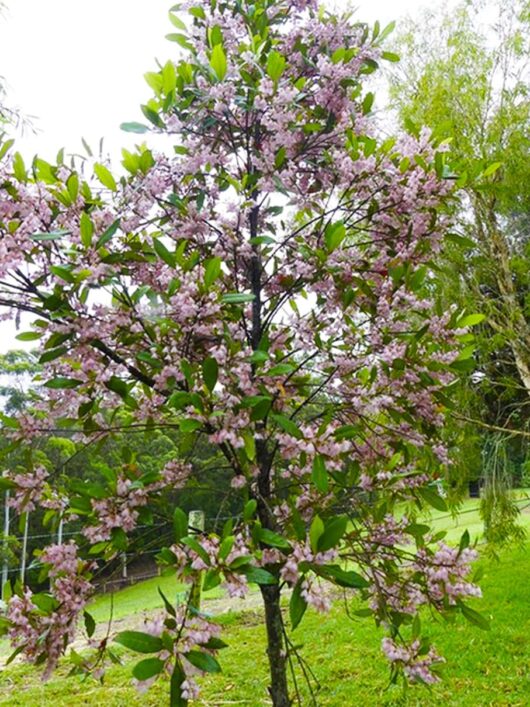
[[0, 1, 485, 705], [389, 0, 530, 541]]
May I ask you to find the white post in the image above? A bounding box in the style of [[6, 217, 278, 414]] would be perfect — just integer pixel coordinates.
[[121, 552, 128, 581], [57, 516, 64, 545], [20, 512, 29, 584], [1, 491, 10, 599]]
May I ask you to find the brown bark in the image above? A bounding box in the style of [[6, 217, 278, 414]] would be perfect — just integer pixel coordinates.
[[261, 583, 291, 707]]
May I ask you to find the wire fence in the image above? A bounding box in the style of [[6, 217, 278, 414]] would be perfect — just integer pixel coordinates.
[[0, 506, 236, 596], [2, 495, 530, 597]]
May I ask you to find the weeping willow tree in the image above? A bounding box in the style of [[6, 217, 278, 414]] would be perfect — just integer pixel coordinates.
[[480, 433, 527, 551]]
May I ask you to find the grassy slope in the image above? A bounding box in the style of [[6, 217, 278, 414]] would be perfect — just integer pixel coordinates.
[[0, 498, 529, 706]]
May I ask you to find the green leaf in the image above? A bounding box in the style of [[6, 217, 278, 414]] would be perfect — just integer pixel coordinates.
[[318, 516, 348, 552], [267, 50, 286, 81], [30, 229, 70, 241], [0, 478, 16, 492], [166, 33, 193, 51], [202, 569, 220, 592], [210, 43, 227, 80], [50, 264, 75, 283], [132, 657, 165, 680], [445, 233, 476, 250], [309, 515, 325, 553], [0, 138, 14, 161], [182, 536, 210, 565], [168, 11, 187, 31], [158, 586, 177, 617], [106, 376, 129, 399], [271, 413, 302, 439], [381, 51, 400, 62], [173, 508, 188, 542], [241, 566, 277, 585], [120, 122, 149, 134], [83, 611, 96, 638], [266, 363, 295, 377], [204, 257, 222, 287], [257, 527, 291, 551], [461, 604, 490, 631], [13, 151, 26, 181], [96, 219, 120, 249], [94, 163, 117, 191], [111, 527, 128, 551], [168, 392, 192, 410], [482, 161, 502, 178], [115, 630, 164, 653], [170, 661, 188, 706], [153, 239, 176, 267], [31, 592, 59, 613], [242, 431, 255, 461], [15, 331, 43, 341], [44, 377, 83, 390], [290, 579, 307, 630], [202, 357, 218, 392], [459, 529, 470, 555], [80, 212, 94, 248], [324, 221, 346, 252], [222, 292, 255, 304], [208, 24, 223, 47], [362, 92, 374, 114], [243, 499, 257, 521], [419, 486, 448, 512], [312, 455, 329, 493], [179, 418, 202, 433], [457, 313, 485, 328], [314, 564, 368, 589], [185, 650, 221, 673]]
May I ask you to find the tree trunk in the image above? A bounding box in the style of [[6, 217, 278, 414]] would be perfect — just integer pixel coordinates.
[[473, 195, 530, 398], [260, 583, 291, 707]]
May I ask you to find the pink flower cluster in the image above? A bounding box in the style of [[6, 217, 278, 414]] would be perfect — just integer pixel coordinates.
[[368, 541, 480, 617], [83, 461, 191, 544], [382, 637, 444, 684], [84, 475, 148, 543], [171, 532, 251, 598], [3, 466, 48, 512], [414, 544, 482, 605], [134, 608, 222, 700], [7, 542, 94, 678]]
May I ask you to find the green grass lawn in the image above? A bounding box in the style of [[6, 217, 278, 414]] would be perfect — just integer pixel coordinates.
[[0, 497, 529, 706]]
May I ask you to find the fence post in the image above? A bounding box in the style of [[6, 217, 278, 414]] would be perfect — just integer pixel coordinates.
[[20, 512, 29, 585], [121, 553, 128, 581], [57, 516, 64, 545], [188, 510, 205, 612], [1, 491, 10, 600]]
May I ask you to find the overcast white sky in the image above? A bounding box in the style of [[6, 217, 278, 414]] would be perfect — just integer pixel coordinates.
[[0, 0, 452, 351]]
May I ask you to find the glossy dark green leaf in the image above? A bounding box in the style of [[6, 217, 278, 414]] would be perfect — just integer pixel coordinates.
[[115, 630, 164, 653], [132, 657, 165, 680], [312, 455, 329, 493], [318, 516, 348, 552], [289, 579, 307, 630], [185, 650, 221, 673], [418, 486, 448, 512], [83, 611, 96, 638], [202, 357, 218, 392]]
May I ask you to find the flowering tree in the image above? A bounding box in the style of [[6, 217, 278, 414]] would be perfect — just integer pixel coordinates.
[[0, 1, 486, 704]]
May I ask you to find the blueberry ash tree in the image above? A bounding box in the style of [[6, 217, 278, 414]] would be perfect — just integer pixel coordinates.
[[0, 1, 485, 705]]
